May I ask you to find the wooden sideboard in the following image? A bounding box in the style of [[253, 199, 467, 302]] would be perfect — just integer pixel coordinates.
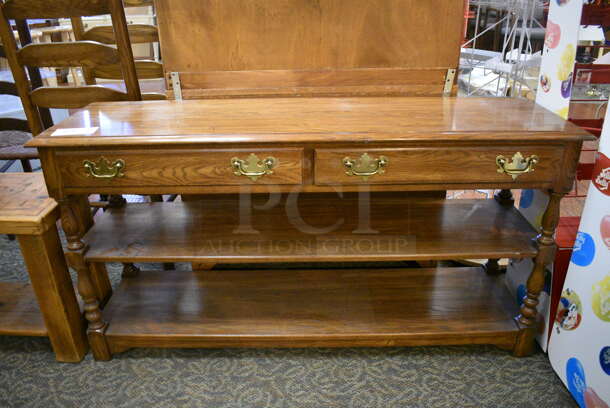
[[27, 96, 590, 361]]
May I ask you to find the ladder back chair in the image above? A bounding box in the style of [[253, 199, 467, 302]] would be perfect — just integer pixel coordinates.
[[70, 0, 165, 100], [0, 19, 52, 172], [0, 0, 142, 137]]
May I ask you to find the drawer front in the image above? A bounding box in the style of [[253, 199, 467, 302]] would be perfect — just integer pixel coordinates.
[[315, 147, 564, 185], [59, 149, 303, 187]]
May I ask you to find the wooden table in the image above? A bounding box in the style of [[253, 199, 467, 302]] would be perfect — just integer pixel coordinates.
[[27, 96, 590, 361], [0, 173, 87, 362]]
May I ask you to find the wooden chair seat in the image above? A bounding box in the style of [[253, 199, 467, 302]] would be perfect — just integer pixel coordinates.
[[0, 143, 37, 160], [0, 131, 37, 159]]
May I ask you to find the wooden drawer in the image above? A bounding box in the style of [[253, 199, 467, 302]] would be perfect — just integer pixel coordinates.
[[58, 149, 303, 187], [314, 147, 564, 185]]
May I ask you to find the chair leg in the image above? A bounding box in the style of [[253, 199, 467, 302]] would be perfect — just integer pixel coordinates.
[[20, 159, 32, 172]]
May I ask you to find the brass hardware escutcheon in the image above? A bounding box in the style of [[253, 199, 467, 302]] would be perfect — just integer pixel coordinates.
[[343, 153, 389, 181], [83, 157, 125, 179], [496, 152, 539, 180], [231, 153, 277, 181]]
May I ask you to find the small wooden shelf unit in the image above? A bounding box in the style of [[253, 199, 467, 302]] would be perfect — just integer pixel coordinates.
[[27, 96, 589, 360]]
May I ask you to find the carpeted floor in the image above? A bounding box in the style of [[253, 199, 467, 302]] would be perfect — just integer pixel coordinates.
[[0, 235, 577, 408]]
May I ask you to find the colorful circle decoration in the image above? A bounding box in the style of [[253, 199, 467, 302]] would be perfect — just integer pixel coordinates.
[[592, 274, 610, 322], [558, 45, 576, 99], [566, 357, 587, 407], [520, 189, 534, 209], [540, 74, 551, 93], [555, 106, 570, 120], [556, 288, 582, 331], [601, 215, 610, 249], [600, 347, 610, 376], [561, 73, 573, 98], [556, 0, 572, 4], [545, 21, 561, 49], [592, 152, 610, 196], [585, 388, 609, 408], [571, 232, 596, 267]]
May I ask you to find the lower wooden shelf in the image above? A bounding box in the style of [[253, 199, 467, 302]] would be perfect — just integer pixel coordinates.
[[104, 267, 519, 353], [0, 282, 47, 337]]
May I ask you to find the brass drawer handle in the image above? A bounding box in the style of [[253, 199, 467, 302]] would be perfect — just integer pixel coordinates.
[[496, 152, 539, 180], [83, 157, 125, 179], [231, 153, 277, 181], [343, 153, 388, 181]]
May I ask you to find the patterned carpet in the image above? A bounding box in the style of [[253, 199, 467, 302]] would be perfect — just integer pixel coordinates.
[[0, 236, 578, 408]]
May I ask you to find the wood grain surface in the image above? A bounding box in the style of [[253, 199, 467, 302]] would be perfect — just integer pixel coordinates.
[[58, 148, 303, 187], [93, 60, 164, 80], [17, 42, 119, 68], [315, 147, 563, 185], [30, 86, 130, 109], [0, 282, 47, 337], [82, 24, 159, 44], [2, 0, 111, 19], [83, 195, 538, 263], [155, 0, 463, 72], [27, 97, 591, 148], [104, 267, 518, 351], [0, 173, 57, 235]]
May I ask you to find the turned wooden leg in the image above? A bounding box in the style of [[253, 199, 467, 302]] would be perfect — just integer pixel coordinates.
[[70, 253, 111, 361], [61, 195, 113, 305], [484, 259, 503, 275], [494, 189, 514, 206], [20, 159, 32, 172], [486, 190, 513, 276], [122, 262, 140, 278], [107, 194, 126, 209], [60, 196, 112, 361], [513, 191, 563, 357], [90, 263, 113, 307]]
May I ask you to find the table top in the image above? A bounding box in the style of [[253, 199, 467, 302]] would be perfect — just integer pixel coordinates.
[[0, 173, 57, 235], [27, 97, 591, 148]]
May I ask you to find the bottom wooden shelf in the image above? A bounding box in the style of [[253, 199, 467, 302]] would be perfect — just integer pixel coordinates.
[[0, 282, 47, 337], [105, 267, 519, 353]]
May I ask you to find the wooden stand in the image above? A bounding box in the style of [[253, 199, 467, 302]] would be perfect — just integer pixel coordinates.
[[0, 173, 90, 362], [27, 96, 589, 361]]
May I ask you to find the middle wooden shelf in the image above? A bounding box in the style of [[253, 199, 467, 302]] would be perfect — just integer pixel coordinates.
[[83, 193, 538, 263]]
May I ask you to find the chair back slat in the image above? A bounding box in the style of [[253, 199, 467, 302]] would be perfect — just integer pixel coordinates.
[[142, 92, 167, 101], [124, 0, 154, 7], [2, 0, 110, 19], [0, 117, 30, 132], [30, 86, 130, 109], [0, 80, 19, 96], [83, 24, 159, 44], [0, 0, 142, 136], [94, 60, 163, 80], [18, 42, 120, 68]]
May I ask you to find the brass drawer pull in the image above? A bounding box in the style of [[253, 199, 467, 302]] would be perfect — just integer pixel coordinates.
[[231, 153, 277, 181], [496, 152, 539, 180], [83, 157, 125, 179], [343, 153, 388, 181]]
